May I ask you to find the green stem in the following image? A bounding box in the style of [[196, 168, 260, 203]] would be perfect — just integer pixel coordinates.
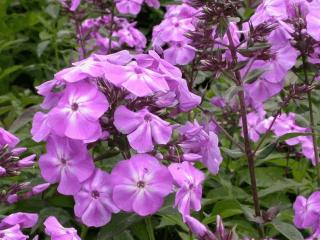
[[80, 225, 88, 239], [145, 217, 156, 240], [302, 55, 320, 187]]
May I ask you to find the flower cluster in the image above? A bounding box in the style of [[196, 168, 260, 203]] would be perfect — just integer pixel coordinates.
[[293, 191, 320, 239], [81, 15, 146, 54], [243, 111, 317, 165], [0, 128, 49, 204], [31, 45, 224, 227], [152, 3, 198, 65]]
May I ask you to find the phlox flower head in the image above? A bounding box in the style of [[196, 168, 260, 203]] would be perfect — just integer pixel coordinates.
[[114, 106, 172, 153], [74, 169, 119, 227], [44, 216, 81, 240], [39, 135, 94, 195], [168, 162, 205, 216], [115, 0, 143, 15], [111, 154, 173, 216], [47, 81, 109, 141]]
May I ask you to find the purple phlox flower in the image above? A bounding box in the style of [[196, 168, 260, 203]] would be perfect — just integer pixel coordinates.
[[166, 77, 201, 112], [184, 215, 214, 240], [115, 0, 143, 15], [44, 216, 81, 240], [306, 0, 320, 41], [244, 43, 298, 105], [111, 154, 173, 216], [239, 111, 266, 142], [104, 61, 169, 97], [115, 22, 147, 50], [178, 121, 223, 174], [211, 96, 226, 108], [144, 0, 160, 8], [0, 224, 28, 240], [31, 112, 51, 142], [135, 50, 182, 78], [250, 0, 288, 25], [114, 106, 172, 153], [47, 81, 109, 141], [0, 212, 38, 229], [39, 135, 94, 195], [91, 50, 133, 66], [74, 168, 119, 227], [293, 192, 320, 230], [36, 79, 64, 109], [54, 58, 106, 83], [300, 136, 317, 165], [164, 4, 198, 20], [153, 17, 194, 44], [0, 128, 19, 149], [168, 162, 205, 216], [31, 183, 50, 195], [163, 41, 196, 65], [272, 113, 307, 145]]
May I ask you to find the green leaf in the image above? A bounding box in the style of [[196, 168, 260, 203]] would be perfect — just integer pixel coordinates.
[[37, 40, 50, 57], [271, 219, 303, 240], [97, 213, 142, 239], [278, 132, 313, 142], [221, 147, 244, 159], [0, 65, 23, 81], [256, 142, 277, 160], [9, 105, 40, 133], [243, 69, 265, 84], [259, 179, 302, 197], [225, 85, 242, 102], [203, 199, 243, 224]]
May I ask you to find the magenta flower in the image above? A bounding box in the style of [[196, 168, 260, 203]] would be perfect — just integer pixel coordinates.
[[111, 154, 173, 216], [168, 162, 205, 216], [179, 121, 223, 174], [185, 215, 213, 240], [306, 1, 320, 41], [36, 79, 64, 109], [144, 0, 160, 8], [0, 225, 28, 240], [44, 216, 81, 240], [114, 106, 172, 153], [47, 81, 109, 141], [135, 50, 182, 78], [39, 135, 94, 195], [116, 22, 147, 50], [59, 0, 81, 11], [104, 61, 169, 97], [74, 169, 119, 227], [0, 212, 38, 229], [293, 192, 320, 230], [164, 42, 196, 65], [115, 0, 143, 15], [0, 128, 19, 148], [31, 112, 51, 142]]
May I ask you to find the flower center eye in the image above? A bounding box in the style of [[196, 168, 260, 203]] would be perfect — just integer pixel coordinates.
[[91, 190, 100, 199], [137, 181, 145, 188], [144, 114, 152, 122], [134, 67, 143, 74], [71, 103, 79, 111], [61, 158, 67, 165]]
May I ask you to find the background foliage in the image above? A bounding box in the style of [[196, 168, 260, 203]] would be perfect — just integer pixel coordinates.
[[1, 0, 320, 239]]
